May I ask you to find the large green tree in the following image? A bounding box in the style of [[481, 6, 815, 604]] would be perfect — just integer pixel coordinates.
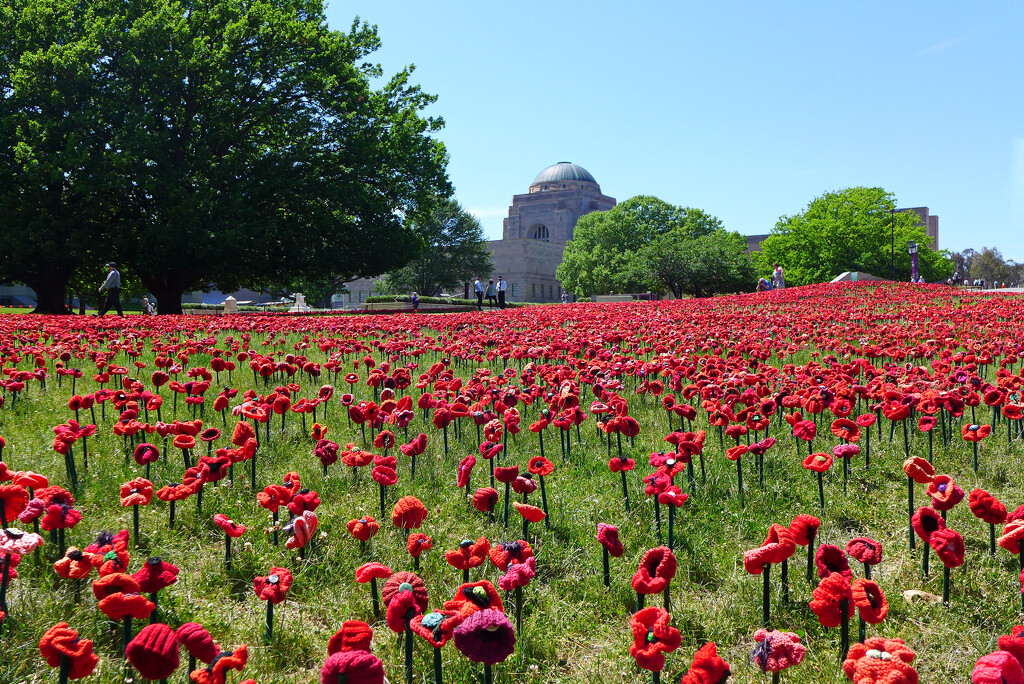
[[374, 198, 492, 297], [641, 230, 755, 298], [0, 0, 449, 313], [755, 187, 953, 285], [557, 196, 721, 296]]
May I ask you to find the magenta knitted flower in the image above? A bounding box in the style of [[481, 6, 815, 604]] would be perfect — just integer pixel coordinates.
[[453, 609, 516, 665], [497, 556, 536, 591], [752, 629, 806, 673], [320, 650, 384, 684]]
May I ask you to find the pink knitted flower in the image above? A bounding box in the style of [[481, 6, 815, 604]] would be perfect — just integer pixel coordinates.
[[972, 650, 1024, 684], [0, 528, 44, 555], [752, 629, 806, 673], [497, 556, 536, 591]]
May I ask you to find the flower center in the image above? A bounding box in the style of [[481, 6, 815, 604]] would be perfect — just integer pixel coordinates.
[[268, 574, 280, 584]]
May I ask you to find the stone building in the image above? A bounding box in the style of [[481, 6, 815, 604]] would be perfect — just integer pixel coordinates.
[[486, 162, 616, 302]]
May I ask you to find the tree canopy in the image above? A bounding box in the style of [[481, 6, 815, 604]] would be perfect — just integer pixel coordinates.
[[0, 0, 450, 313], [754, 187, 953, 285], [640, 230, 755, 298], [374, 198, 492, 297], [556, 196, 722, 296]]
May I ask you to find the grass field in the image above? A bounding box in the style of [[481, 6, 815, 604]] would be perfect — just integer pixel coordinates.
[[1, 282, 1023, 683]]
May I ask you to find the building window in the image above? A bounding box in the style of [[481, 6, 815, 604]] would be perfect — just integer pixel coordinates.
[[511, 284, 518, 297], [359, 290, 366, 302], [531, 283, 536, 298], [530, 225, 549, 241], [549, 285, 553, 299]]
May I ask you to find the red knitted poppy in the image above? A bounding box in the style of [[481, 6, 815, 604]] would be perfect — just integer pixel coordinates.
[[809, 571, 853, 628], [632, 546, 677, 594], [629, 606, 681, 672], [444, 580, 504, 617], [489, 539, 534, 572], [327, 620, 374, 654], [176, 622, 220, 664], [802, 452, 832, 472], [815, 544, 853, 580], [789, 514, 820, 546], [381, 571, 428, 612], [472, 487, 499, 513], [969, 489, 1008, 525], [912, 507, 946, 545], [842, 637, 917, 684], [347, 516, 379, 542], [929, 528, 965, 568], [253, 567, 293, 604], [972, 651, 1024, 684], [851, 578, 888, 624], [320, 650, 384, 684], [679, 641, 731, 684], [391, 496, 428, 529], [126, 623, 180, 680], [39, 622, 99, 680], [902, 457, 935, 484], [927, 475, 964, 512], [212, 514, 246, 537], [385, 588, 421, 633], [445, 538, 490, 570], [846, 538, 883, 566]]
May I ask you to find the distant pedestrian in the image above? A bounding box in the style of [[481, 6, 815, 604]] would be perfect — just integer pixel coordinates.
[[411, 292, 420, 310], [497, 277, 507, 309], [756, 277, 770, 292], [474, 277, 484, 310], [772, 263, 785, 290], [485, 280, 497, 309], [560, 291, 568, 304], [96, 262, 123, 316], [142, 297, 155, 315]]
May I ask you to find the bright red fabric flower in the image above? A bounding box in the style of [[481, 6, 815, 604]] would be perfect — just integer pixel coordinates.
[[969, 489, 1008, 525], [851, 578, 888, 624], [632, 546, 677, 594], [629, 606, 681, 672], [254, 567, 293, 604], [809, 571, 854, 628], [842, 637, 917, 684], [679, 642, 731, 684], [929, 528, 965, 568]]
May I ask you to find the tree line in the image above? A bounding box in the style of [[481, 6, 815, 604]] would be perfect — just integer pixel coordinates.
[[0, 0, 449, 313]]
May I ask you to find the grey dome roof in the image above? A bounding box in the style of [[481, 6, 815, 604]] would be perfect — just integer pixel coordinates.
[[532, 162, 596, 185]]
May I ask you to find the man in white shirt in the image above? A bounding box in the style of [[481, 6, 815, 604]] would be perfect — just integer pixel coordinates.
[[96, 262, 123, 316], [497, 277, 507, 309], [474, 277, 484, 310]]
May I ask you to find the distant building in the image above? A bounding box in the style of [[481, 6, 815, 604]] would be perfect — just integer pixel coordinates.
[[898, 207, 939, 249], [486, 162, 616, 302]]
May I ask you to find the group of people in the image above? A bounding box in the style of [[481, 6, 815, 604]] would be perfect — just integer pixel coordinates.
[[756, 264, 786, 292], [473, 276, 507, 310]]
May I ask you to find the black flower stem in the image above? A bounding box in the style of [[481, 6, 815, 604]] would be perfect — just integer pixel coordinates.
[[122, 616, 133, 656], [842, 457, 848, 493], [265, 600, 274, 641], [699, 450, 707, 484], [225, 534, 232, 572], [922, 543, 929, 578], [380, 483, 386, 520], [484, 663, 493, 684], [370, 577, 380, 618], [926, 430, 932, 464], [133, 504, 140, 544], [58, 654, 70, 684], [1019, 548, 1024, 611], [864, 562, 871, 580], [620, 470, 630, 512], [635, 592, 645, 612], [907, 477, 916, 552], [839, 598, 850, 664], [736, 457, 744, 508], [687, 461, 696, 491], [515, 585, 524, 637], [250, 449, 257, 490], [463, 568, 469, 584], [972, 441, 979, 473], [653, 500, 662, 544], [901, 420, 911, 461], [489, 459, 495, 490], [272, 509, 279, 546], [652, 671, 661, 684], [522, 517, 529, 541], [602, 547, 610, 588], [771, 672, 780, 684], [667, 504, 676, 552], [0, 552, 10, 619], [761, 563, 771, 628], [781, 558, 789, 606], [858, 615, 866, 643], [806, 530, 816, 583], [433, 646, 443, 684], [502, 483, 511, 528], [942, 564, 950, 604], [990, 523, 997, 556], [150, 592, 159, 624], [662, 584, 670, 612], [404, 624, 414, 684], [169, 500, 175, 530], [538, 476, 550, 529]]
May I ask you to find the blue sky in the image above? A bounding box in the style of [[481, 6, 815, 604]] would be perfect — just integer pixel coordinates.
[[333, 2, 1024, 261]]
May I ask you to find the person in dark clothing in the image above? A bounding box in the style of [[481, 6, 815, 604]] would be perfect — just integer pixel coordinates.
[[96, 262, 123, 316]]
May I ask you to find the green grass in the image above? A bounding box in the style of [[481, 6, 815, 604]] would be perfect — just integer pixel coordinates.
[[0, 320, 1022, 683]]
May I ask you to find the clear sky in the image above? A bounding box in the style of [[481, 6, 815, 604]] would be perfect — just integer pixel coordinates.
[[332, 1, 1024, 261]]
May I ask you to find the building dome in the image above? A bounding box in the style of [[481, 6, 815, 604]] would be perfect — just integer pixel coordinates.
[[532, 162, 596, 185]]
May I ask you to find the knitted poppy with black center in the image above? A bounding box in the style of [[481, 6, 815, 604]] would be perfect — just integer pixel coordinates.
[[327, 620, 374, 655], [191, 645, 248, 684], [213, 514, 246, 538], [445, 538, 490, 571], [126, 622, 180, 680], [815, 544, 853, 580], [846, 538, 883, 567], [54, 548, 102, 580], [679, 641, 731, 684], [444, 580, 505, 617], [632, 546, 677, 594], [39, 622, 99, 680], [133, 557, 179, 594], [347, 516, 379, 542], [912, 507, 947, 545], [969, 489, 1008, 525], [809, 571, 854, 628], [93, 571, 141, 600], [789, 514, 820, 546], [287, 489, 320, 515], [744, 524, 796, 574], [253, 567, 293, 604], [527, 456, 554, 477], [852, 578, 889, 624], [381, 571, 428, 612], [472, 487, 499, 514], [752, 629, 805, 673], [411, 609, 463, 648], [198, 455, 231, 484], [489, 540, 534, 572], [629, 606, 681, 672], [407, 533, 432, 558], [120, 478, 154, 507]]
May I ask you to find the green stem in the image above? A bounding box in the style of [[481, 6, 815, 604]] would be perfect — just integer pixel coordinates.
[[762, 563, 771, 628], [907, 477, 915, 551], [602, 547, 610, 588]]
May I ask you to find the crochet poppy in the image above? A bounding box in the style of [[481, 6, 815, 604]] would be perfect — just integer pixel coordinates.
[[284, 510, 318, 550], [191, 645, 248, 684], [355, 561, 393, 583], [320, 650, 385, 684], [597, 523, 624, 557], [382, 571, 429, 612], [287, 489, 320, 515], [833, 443, 860, 460], [231, 421, 256, 446], [12, 470, 48, 491], [39, 622, 99, 680], [254, 567, 293, 604], [846, 538, 883, 567], [513, 502, 545, 523], [816, 544, 853, 580], [407, 533, 432, 558], [453, 609, 516, 666], [120, 478, 154, 507], [99, 591, 156, 620], [632, 546, 677, 594], [680, 641, 731, 684], [802, 452, 832, 472], [527, 456, 554, 477], [912, 507, 946, 545], [842, 637, 917, 684], [489, 540, 534, 572], [809, 571, 854, 628], [0, 484, 29, 522], [176, 622, 220, 664], [347, 516, 380, 542], [927, 475, 964, 512], [831, 418, 861, 442], [457, 456, 476, 488], [126, 622, 180, 680], [93, 571, 141, 599], [213, 514, 246, 537], [445, 538, 491, 571], [133, 443, 161, 466], [608, 456, 635, 473], [198, 455, 231, 484], [410, 609, 463, 648], [902, 457, 935, 484], [445, 580, 505, 616], [1002, 521, 1024, 554], [744, 524, 796, 574], [972, 651, 1024, 684], [511, 475, 538, 496], [386, 587, 421, 633], [54, 548, 102, 580], [629, 606, 681, 672], [327, 620, 374, 655], [391, 496, 428, 529], [789, 514, 821, 546], [0, 527, 44, 555], [498, 556, 537, 591], [752, 629, 806, 673], [472, 488, 499, 514], [929, 528, 965, 568], [792, 420, 816, 442], [851, 578, 888, 624], [969, 489, 1008, 525], [133, 557, 179, 593], [997, 625, 1024, 666], [371, 464, 397, 487], [493, 466, 519, 484], [962, 423, 993, 442]]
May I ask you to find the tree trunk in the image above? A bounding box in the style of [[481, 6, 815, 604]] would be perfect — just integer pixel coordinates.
[[148, 282, 186, 315], [26, 275, 73, 315]]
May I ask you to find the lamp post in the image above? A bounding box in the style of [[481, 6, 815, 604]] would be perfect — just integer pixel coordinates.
[[890, 208, 896, 280], [908, 241, 919, 283]]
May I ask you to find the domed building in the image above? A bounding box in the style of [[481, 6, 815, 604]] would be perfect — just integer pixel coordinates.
[[486, 162, 616, 302]]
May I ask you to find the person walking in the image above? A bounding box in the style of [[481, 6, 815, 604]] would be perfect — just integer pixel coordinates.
[[485, 279, 498, 309], [474, 277, 484, 310], [771, 263, 785, 290], [497, 276, 507, 309], [96, 262, 123, 316]]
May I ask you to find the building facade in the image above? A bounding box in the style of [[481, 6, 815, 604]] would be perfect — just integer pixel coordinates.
[[486, 162, 616, 302]]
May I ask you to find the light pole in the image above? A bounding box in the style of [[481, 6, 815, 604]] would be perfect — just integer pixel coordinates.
[[908, 241, 918, 283], [890, 208, 895, 280]]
